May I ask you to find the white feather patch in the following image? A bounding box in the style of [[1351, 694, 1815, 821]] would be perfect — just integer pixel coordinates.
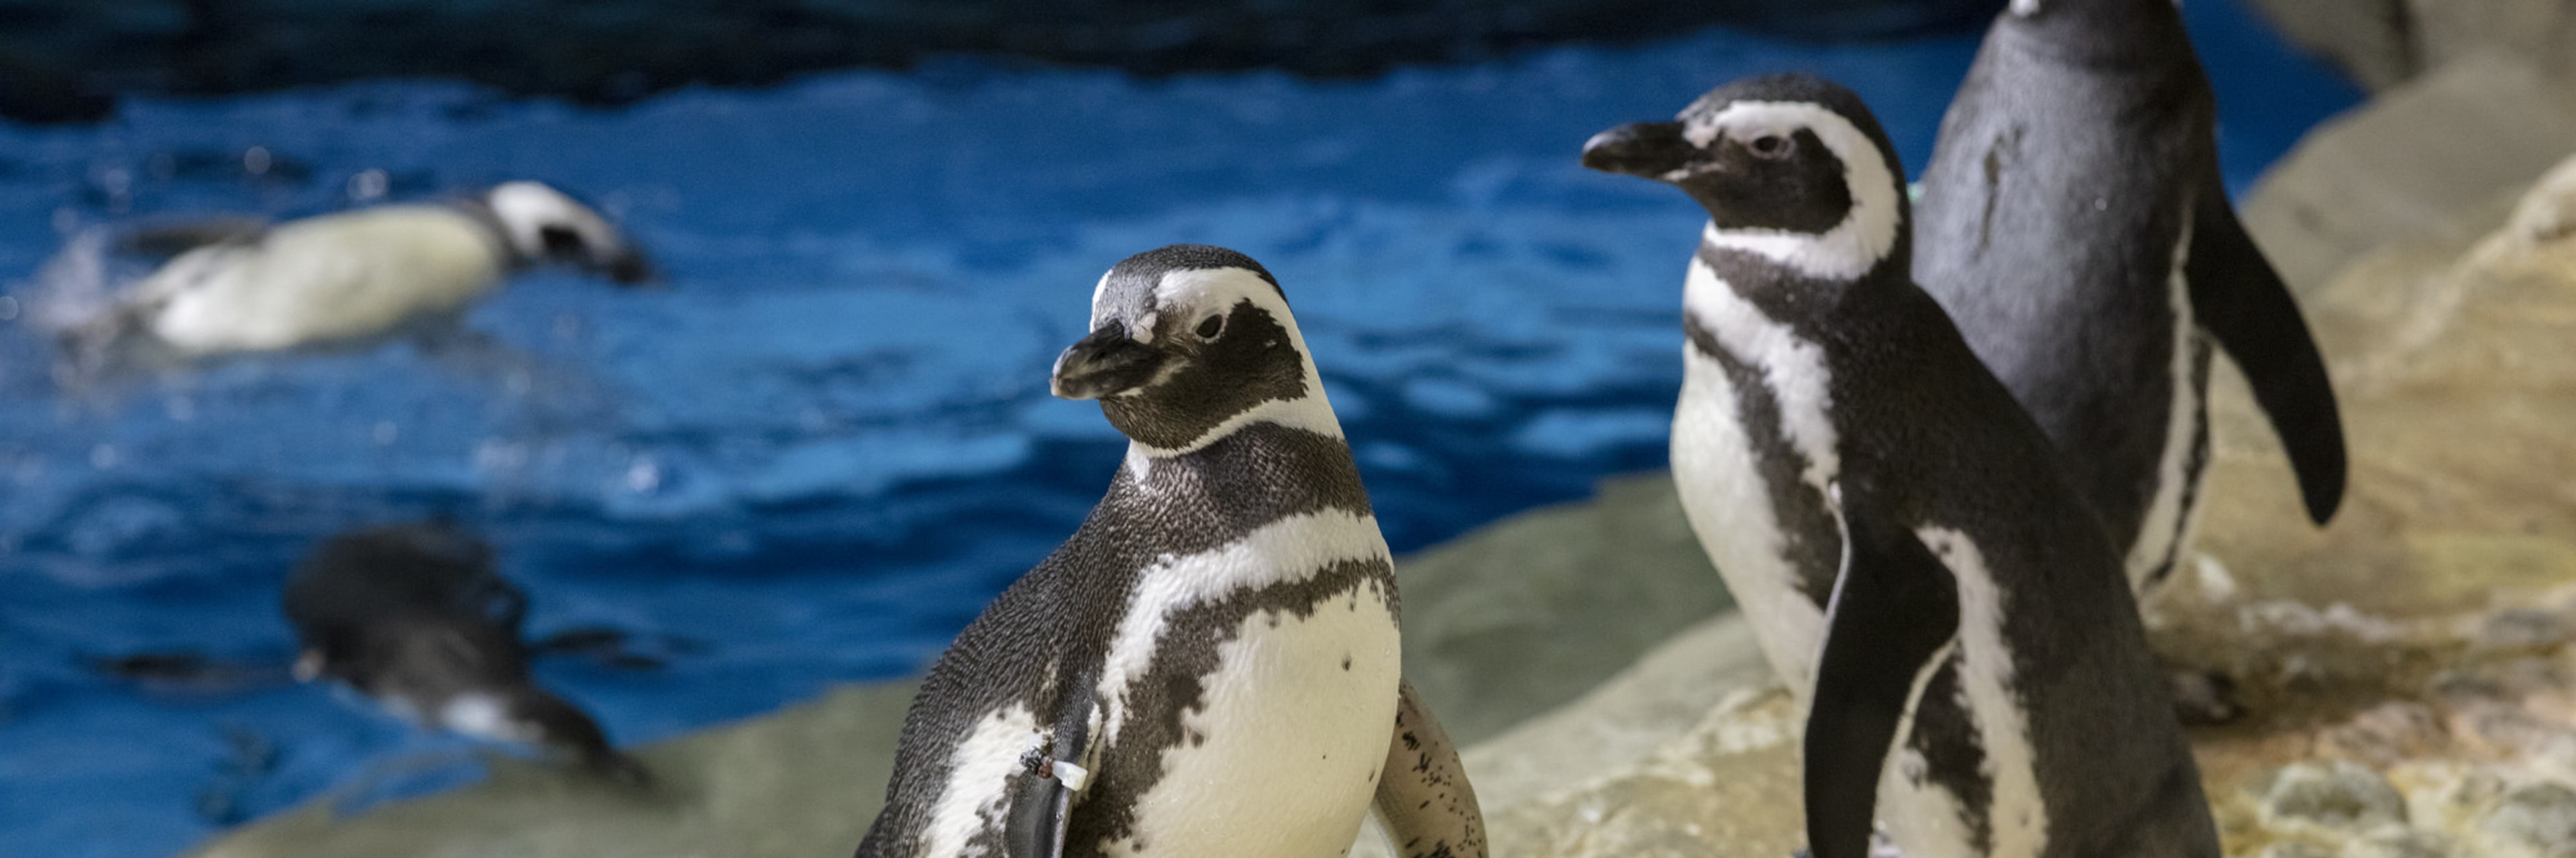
[[922, 704, 1044, 858], [1689, 102, 1903, 280], [1670, 346, 1825, 694], [2126, 211, 2206, 591], [1876, 641, 1976, 858], [1093, 508, 1393, 748], [1105, 581, 1399, 856], [1917, 527, 2048, 858], [144, 206, 508, 355], [1683, 258, 1841, 509], [437, 692, 527, 743], [1669, 262, 1840, 694]]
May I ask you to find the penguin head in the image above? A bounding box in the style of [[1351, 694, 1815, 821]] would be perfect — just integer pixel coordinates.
[[1050, 245, 1340, 453], [2000, 0, 2186, 44], [483, 181, 655, 285], [1581, 73, 1909, 277]]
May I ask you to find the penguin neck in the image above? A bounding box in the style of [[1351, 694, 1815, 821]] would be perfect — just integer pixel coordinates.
[[443, 197, 533, 272], [1119, 384, 1348, 487], [1690, 223, 1896, 328], [1115, 419, 1371, 519], [2000, 0, 2189, 59]]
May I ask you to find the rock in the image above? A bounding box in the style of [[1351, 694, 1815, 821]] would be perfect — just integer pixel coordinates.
[[2261, 761, 2412, 834], [2406, 0, 2576, 84], [1398, 472, 1731, 744], [2241, 0, 2576, 91], [2478, 783, 2576, 857], [2240, 0, 2418, 89], [2343, 828, 2451, 858], [2242, 53, 2576, 292], [2479, 609, 2572, 650], [193, 682, 916, 857], [2266, 842, 2339, 858]]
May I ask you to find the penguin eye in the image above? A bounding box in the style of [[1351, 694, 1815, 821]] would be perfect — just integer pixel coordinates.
[[538, 225, 586, 256], [1748, 134, 1793, 160], [1195, 314, 1225, 340]]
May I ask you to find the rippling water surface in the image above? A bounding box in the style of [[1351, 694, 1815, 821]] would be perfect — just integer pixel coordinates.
[[0, 5, 2353, 855]]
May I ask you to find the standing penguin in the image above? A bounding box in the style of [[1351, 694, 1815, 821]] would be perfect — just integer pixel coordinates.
[[1583, 74, 2219, 857], [283, 521, 646, 783], [73, 180, 653, 362], [854, 246, 1485, 858], [1912, 0, 2347, 594]]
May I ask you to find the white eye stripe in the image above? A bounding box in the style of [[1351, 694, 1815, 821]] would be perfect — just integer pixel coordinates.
[[1694, 100, 1903, 279]]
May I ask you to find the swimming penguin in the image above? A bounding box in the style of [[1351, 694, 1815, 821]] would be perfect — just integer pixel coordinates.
[[1911, 0, 2347, 594], [1583, 73, 2220, 858], [282, 521, 647, 783], [76, 180, 652, 362], [854, 246, 1486, 858]]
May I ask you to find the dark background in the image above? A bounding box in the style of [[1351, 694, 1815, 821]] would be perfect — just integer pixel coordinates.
[[1, 0, 2007, 123]]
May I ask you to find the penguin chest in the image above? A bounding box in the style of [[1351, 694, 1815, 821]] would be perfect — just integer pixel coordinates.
[[1668, 265, 1845, 694], [1085, 517, 1403, 857]]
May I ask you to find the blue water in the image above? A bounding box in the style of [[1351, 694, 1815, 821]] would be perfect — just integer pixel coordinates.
[[0, 5, 2356, 856]]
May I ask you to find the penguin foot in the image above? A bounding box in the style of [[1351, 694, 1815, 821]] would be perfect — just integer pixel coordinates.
[[2169, 669, 2245, 726]]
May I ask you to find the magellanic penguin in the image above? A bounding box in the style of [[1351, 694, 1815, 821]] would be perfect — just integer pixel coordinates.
[[282, 521, 647, 784], [854, 246, 1486, 858], [1582, 74, 2220, 858], [76, 180, 653, 362], [1912, 0, 2347, 594]]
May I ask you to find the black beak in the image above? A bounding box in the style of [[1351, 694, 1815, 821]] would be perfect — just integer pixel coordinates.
[[1580, 121, 1695, 178], [1051, 323, 1166, 400], [596, 248, 659, 287]]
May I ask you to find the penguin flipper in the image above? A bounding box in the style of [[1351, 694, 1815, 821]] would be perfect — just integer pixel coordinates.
[[1004, 750, 1083, 857], [2186, 170, 2347, 525], [1006, 686, 1097, 858], [1805, 492, 1960, 858], [1371, 680, 1488, 858]]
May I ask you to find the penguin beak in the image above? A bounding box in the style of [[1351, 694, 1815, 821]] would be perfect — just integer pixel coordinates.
[[1051, 323, 1167, 400], [595, 247, 659, 287], [1580, 121, 1696, 180]]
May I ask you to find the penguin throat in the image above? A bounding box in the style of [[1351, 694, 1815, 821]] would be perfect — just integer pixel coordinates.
[[1117, 385, 1344, 471], [1700, 219, 1902, 284]]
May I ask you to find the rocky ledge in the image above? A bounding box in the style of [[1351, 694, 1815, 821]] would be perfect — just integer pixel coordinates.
[[191, 53, 2576, 858]]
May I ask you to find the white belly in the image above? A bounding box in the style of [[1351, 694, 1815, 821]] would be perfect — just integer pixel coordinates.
[[1671, 351, 1826, 696], [1108, 580, 1400, 857], [143, 206, 507, 355]]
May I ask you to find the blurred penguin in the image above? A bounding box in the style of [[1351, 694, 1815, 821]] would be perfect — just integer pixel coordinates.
[[56, 181, 652, 372], [282, 521, 647, 784]]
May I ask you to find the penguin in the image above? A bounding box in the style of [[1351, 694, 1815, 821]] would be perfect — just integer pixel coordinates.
[[1582, 73, 2219, 857], [72, 180, 653, 362], [854, 246, 1486, 858], [1911, 0, 2347, 595], [282, 521, 647, 784]]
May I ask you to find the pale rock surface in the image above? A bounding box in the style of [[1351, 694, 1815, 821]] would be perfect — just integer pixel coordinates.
[[2242, 53, 2576, 292], [2245, 0, 2576, 90]]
